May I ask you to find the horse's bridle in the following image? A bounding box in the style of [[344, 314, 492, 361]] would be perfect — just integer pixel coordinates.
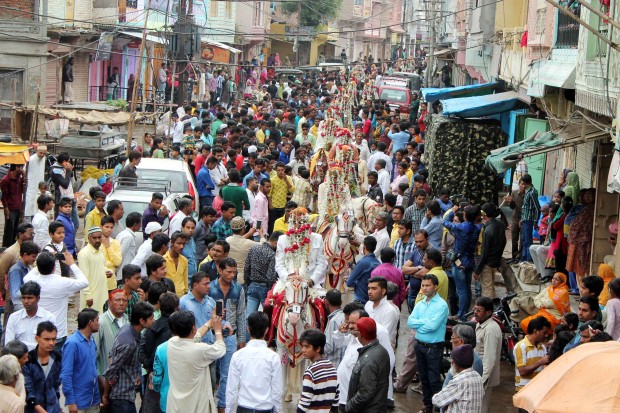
[[335, 213, 356, 240]]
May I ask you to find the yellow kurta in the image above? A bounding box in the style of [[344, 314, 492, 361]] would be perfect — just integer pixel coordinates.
[[389, 225, 399, 248], [78, 244, 109, 314], [103, 238, 122, 290], [166, 336, 226, 413], [165, 251, 188, 297], [85, 208, 108, 233]]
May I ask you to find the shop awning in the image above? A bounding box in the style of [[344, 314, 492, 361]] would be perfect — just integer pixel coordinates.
[[389, 25, 406, 34], [0, 143, 30, 164], [533, 59, 576, 89], [440, 91, 523, 118], [431, 49, 452, 57], [422, 82, 501, 103], [485, 124, 610, 174], [120, 31, 166, 45], [203, 39, 241, 54]]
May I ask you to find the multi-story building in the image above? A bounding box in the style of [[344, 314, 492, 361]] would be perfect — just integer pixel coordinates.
[[0, 0, 48, 135], [235, 0, 271, 62]]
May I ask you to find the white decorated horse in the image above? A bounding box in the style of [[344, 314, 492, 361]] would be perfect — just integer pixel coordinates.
[[264, 207, 326, 402], [352, 196, 385, 234], [322, 208, 363, 291], [266, 274, 325, 401]]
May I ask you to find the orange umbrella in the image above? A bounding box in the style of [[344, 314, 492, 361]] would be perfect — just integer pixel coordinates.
[[513, 341, 620, 412]]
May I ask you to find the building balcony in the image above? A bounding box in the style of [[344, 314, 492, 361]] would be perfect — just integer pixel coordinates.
[[556, 11, 579, 48]]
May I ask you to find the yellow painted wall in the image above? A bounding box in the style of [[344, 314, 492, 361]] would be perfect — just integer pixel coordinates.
[[495, 0, 529, 32]]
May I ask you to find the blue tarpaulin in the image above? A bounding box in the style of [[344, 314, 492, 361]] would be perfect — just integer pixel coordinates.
[[421, 82, 501, 103], [440, 91, 523, 118]]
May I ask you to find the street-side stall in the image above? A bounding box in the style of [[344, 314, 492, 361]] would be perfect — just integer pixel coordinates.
[[16, 102, 151, 170], [423, 88, 525, 205]]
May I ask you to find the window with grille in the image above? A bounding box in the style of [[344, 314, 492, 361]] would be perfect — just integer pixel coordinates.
[[127, 0, 138, 8]]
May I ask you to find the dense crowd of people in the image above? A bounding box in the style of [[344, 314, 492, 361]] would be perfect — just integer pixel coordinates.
[[0, 65, 617, 413]]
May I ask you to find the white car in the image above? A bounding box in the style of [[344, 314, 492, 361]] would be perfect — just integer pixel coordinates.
[[136, 158, 199, 211], [106, 182, 181, 241]]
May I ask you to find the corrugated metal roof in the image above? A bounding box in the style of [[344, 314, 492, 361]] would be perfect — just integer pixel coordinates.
[[440, 91, 523, 118], [534, 59, 576, 89]]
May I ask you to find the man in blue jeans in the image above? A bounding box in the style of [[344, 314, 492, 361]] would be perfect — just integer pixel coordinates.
[[408, 274, 449, 413], [519, 174, 540, 262], [244, 232, 281, 328], [209, 257, 247, 412], [443, 205, 481, 320]]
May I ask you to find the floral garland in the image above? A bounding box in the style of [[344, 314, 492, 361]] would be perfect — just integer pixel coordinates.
[[325, 167, 347, 219], [284, 208, 313, 272]]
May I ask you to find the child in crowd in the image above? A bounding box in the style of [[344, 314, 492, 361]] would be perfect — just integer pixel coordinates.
[[37, 182, 55, 220], [297, 329, 339, 413], [55, 197, 76, 258], [538, 203, 550, 244], [44, 220, 71, 277], [170, 146, 183, 161], [32, 195, 54, 248]]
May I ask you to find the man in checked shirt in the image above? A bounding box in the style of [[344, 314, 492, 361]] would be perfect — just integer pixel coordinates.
[[104, 301, 155, 413], [208, 257, 247, 413]]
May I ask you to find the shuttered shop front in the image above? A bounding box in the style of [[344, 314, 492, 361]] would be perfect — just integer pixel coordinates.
[[575, 140, 596, 188]]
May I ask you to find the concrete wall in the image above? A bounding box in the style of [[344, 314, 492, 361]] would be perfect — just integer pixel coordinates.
[[0, 0, 47, 109], [575, 2, 620, 117], [204, 0, 237, 43]]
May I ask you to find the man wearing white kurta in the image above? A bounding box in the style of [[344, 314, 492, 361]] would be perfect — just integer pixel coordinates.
[[275, 232, 328, 288], [333, 307, 395, 409], [166, 311, 226, 413], [24, 146, 48, 220]]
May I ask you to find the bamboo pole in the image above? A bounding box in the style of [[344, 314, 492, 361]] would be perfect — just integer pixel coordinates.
[[126, 0, 152, 157], [30, 91, 40, 144], [577, 0, 620, 32]]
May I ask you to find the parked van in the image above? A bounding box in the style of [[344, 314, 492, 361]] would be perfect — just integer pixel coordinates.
[[378, 86, 411, 115]]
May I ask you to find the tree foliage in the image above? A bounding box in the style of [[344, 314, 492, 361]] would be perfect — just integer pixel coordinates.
[[280, 0, 343, 27]]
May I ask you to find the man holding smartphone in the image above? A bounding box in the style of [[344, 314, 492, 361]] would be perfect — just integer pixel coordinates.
[[208, 257, 247, 413]]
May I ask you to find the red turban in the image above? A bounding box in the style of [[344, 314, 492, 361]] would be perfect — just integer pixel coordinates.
[[356, 317, 377, 341]]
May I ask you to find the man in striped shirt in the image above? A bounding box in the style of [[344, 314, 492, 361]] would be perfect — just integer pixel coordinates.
[[519, 174, 540, 262], [297, 329, 340, 413], [514, 316, 551, 390]]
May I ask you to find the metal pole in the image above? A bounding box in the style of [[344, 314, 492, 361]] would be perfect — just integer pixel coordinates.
[[167, 62, 177, 155], [126, 0, 152, 157], [546, 0, 620, 51], [576, 0, 620, 32], [426, 0, 436, 87]]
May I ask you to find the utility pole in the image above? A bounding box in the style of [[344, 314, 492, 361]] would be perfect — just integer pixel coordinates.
[[126, 0, 152, 156], [425, 0, 436, 87], [295, 1, 302, 67]]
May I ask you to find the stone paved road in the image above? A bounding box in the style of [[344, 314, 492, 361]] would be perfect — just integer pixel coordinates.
[[1, 208, 519, 412]]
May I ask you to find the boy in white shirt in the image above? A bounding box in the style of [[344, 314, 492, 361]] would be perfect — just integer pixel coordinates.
[[32, 194, 54, 249], [42, 221, 70, 277]]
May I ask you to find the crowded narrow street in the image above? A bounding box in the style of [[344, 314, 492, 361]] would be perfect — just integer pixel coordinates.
[[1, 0, 620, 412]]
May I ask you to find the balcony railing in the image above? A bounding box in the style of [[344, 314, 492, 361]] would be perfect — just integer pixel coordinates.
[[556, 10, 579, 48]]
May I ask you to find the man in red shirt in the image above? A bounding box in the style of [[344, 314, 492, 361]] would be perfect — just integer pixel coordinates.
[[362, 109, 372, 141], [1, 164, 25, 247]]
